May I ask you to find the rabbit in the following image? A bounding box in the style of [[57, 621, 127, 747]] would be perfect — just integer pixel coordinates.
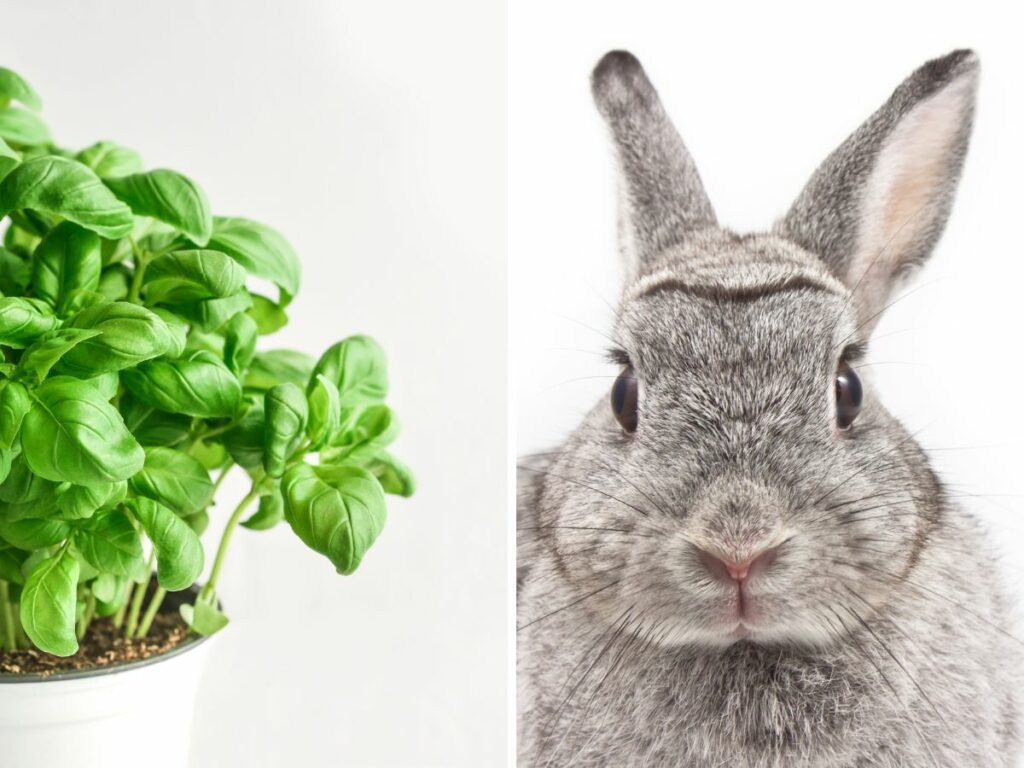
[[517, 49, 1022, 768]]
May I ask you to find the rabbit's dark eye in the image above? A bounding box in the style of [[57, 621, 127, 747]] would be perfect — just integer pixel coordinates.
[[611, 367, 638, 433], [835, 361, 863, 429]]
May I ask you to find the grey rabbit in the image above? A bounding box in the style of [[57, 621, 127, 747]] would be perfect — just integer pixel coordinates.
[[518, 49, 1022, 767]]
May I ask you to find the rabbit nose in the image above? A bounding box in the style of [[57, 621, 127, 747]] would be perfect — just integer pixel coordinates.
[[696, 544, 780, 585]]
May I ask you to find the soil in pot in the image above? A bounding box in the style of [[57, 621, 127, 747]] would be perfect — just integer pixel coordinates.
[[0, 580, 193, 677]]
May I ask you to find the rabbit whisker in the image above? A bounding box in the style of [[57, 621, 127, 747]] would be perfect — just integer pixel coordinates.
[[518, 524, 642, 534], [518, 577, 623, 633], [837, 559, 1024, 649], [839, 601, 947, 725], [517, 465, 656, 519], [826, 606, 942, 768], [538, 605, 637, 764]]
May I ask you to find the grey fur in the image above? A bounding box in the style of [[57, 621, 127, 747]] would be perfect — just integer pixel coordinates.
[[592, 52, 717, 282], [518, 50, 1021, 767]]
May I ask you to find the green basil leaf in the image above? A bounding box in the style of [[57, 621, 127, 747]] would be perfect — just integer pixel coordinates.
[[0, 296, 59, 348], [91, 571, 120, 603], [0, 379, 31, 450], [71, 553, 99, 583], [30, 222, 102, 310], [59, 301, 180, 375], [282, 463, 386, 574], [0, 67, 42, 111], [263, 383, 308, 478], [75, 508, 143, 577], [21, 550, 79, 656], [121, 350, 242, 418], [126, 497, 203, 591], [106, 169, 212, 245], [223, 311, 257, 375], [174, 290, 252, 332], [0, 455, 54, 504], [0, 549, 25, 584], [0, 458, 59, 520], [206, 217, 299, 305], [130, 447, 213, 514], [54, 480, 127, 520], [97, 264, 131, 300], [0, 447, 11, 485], [79, 371, 120, 402], [223, 397, 264, 470], [2, 218, 38, 255], [0, 157, 134, 239], [0, 134, 18, 158], [184, 327, 224, 356], [14, 328, 101, 384], [93, 595, 124, 618], [325, 404, 400, 461], [138, 228, 187, 256], [360, 450, 416, 497], [190, 440, 228, 470], [60, 289, 111, 316], [21, 377, 145, 484], [0, 517, 70, 549], [183, 509, 209, 536], [247, 293, 287, 335], [306, 374, 340, 449], [19, 548, 50, 577], [245, 349, 315, 393], [0, 148, 18, 181], [149, 306, 189, 355], [120, 395, 192, 446], [180, 598, 228, 636], [0, 107, 50, 146], [74, 141, 143, 178], [310, 335, 388, 406], [241, 483, 284, 530], [0, 247, 30, 295], [0, 496, 60, 523], [142, 249, 246, 304], [8, 208, 54, 237]]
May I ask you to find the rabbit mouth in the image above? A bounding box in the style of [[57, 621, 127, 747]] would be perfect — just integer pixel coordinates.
[[670, 589, 802, 647], [714, 592, 773, 637]]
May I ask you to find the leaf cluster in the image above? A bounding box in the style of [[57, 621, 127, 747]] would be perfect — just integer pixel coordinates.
[[0, 67, 413, 657]]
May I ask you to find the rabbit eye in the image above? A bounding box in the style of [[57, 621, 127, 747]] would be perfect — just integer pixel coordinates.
[[835, 361, 863, 429], [611, 367, 638, 433]]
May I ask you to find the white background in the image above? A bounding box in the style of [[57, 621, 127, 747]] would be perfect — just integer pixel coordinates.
[[3, 1, 506, 766], [512, 0, 1024, 743]]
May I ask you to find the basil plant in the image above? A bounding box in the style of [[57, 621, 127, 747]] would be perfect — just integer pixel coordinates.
[[0, 67, 413, 656]]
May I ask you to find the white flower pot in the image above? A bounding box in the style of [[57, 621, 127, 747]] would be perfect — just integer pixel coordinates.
[[0, 598, 213, 768]]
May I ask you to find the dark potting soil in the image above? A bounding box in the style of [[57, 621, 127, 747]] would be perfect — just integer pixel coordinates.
[[0, 611, 190, 677]]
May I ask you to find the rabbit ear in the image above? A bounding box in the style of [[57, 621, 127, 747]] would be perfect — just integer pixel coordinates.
[[592, 51, 717, 280], [777, 50, 979, 334]]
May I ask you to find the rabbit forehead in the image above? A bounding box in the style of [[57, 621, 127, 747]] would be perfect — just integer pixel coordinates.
[[618, 266, 854, 380], [623, 231, 848, 303]]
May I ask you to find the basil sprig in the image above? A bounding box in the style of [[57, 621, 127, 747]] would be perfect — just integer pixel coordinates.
[[0, 67, 413, 657]]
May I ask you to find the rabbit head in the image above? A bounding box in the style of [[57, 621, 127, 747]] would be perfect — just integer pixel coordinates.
[[537, 50, 978, 650]]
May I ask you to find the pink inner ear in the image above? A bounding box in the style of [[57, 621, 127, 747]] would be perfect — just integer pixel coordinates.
[[855, 76, 974, 292]]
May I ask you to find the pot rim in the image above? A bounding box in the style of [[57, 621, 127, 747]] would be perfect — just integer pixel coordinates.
[[0, 584, 215, 684]]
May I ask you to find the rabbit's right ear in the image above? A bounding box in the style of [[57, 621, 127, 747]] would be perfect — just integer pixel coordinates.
[[777, 50, 979, 335], [592, 51, 717, 282]]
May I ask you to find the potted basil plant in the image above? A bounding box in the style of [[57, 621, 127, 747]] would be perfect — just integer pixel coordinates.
[[0, 67, 414, 767]]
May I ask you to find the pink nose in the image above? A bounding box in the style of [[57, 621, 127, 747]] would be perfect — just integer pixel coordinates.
[[696, 545, 780, 585]]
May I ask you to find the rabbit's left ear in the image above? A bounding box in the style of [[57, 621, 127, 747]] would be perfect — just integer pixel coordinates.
[[777, 50, 979, 334]]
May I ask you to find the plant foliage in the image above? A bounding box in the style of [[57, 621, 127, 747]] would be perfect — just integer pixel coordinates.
[[0, 67, 414, 657]]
